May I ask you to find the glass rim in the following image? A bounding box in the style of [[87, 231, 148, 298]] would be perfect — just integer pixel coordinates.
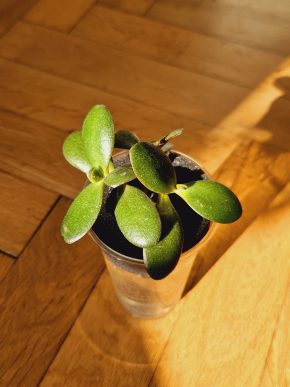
[[87, 149, 216, 266]]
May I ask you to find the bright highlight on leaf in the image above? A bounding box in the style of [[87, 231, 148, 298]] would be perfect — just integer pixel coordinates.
[[82, 105, 114, 172], [144, 195, 183, 280], [130, 142, 177, 193], [104, 166, 136, 188], [176, 180, 242, 223], [115, 185, 161, 248], [115, 130, 140, 149], [61, 182, 104, 243], [63, 131, 91, 173]]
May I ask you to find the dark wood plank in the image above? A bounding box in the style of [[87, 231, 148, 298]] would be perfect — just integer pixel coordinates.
[[0, 170, 57, 256], [0, 253, 14, 282], [73, 5, 282, 89], [0, 110, 84, 198], [0, 198, 105, 386], [0, 0, 37, 36], [147, 0, 290, 56], [0, 21, 248, 127], [23, 0, 96, 32]]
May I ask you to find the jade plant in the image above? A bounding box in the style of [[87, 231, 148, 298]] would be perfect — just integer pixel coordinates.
[[61, 105, 242, 279]]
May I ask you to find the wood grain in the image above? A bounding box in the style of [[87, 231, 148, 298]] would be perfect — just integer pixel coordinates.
[[0, 198, 105, 386], [0, 109, 84, 198], [97, 0, 155, 16], [24, 0, 96, 32], [0, 21, 248, 126], [147, 0, 290, 56], [40, 269, 179, 387], [0, 170, 57, 256], [0, 253, 14, 282], [73, 5, 282, 89], [0, 0, 37, 36], [185, 140, 290, 291], [150, 183, 290, 387]]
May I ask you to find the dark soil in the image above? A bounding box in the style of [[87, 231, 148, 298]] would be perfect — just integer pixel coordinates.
[[92, 151, 210, 259]]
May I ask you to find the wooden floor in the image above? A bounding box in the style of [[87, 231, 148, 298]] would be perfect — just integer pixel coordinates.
[[0, 0, 289, 386]]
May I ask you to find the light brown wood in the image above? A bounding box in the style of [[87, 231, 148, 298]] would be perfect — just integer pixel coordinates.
[[0, 21, 249, 126], [185, 140, 290, 291], [260, 280, 290, 387], [0, 170, 57, 256], [147, 0, 290, 56], [24, 0, 96, 32], [41, 270, 179, 387], [0, 198, 105, 386], [73, 5, 282, 89], [0, 0, 37, 36], [97, 0, 155, 16], [150, 183, 290, 387], [0, 109, 84, 198], [0, 254, 14, 282]]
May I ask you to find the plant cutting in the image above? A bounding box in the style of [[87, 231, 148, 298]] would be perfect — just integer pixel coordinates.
[[61, 105, 242, 317], [61, 105, 242, 279]]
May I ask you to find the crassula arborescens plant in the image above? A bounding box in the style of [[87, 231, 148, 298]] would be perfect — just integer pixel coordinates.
[[61, 105, 242, 279]]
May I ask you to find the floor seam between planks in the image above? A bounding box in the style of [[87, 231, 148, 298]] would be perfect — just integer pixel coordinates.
[[67, 0, 100, 34]]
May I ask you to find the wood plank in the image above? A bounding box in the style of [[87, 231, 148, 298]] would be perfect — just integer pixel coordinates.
[[185, 140, 290, 291], [147, 0, 290, 56], [0, 110, 85, 198], [0, 170, 57, 256], [0, 254, 14, 282], [0, 0, 37, 37], [73, 5, 282, 89], [150, 183, 290, 387], [260, 280, 290, 387], [0, 198, 105, 386], [0, 21, 248, 127], [39, 142, 290, 386], [23, 0, 96, 32], [97, 0, 155, 16], [41, 269, 179, 387]]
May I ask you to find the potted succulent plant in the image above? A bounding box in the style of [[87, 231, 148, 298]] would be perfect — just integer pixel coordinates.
[[61, 105, 242, 318]]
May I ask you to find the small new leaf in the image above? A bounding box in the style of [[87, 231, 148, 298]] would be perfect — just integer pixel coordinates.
[[82, 105, 114, 171], [104, 166, 136, 188], [144, 195, 183, 280], [63, 131, 91, 173], [115, 185, 161, 248], [176, 180, 242, 223], [155, 128, 183, 146], [115, 130, 140, 149], [61, 182, 104, 243], [130, 142, 177, 193]]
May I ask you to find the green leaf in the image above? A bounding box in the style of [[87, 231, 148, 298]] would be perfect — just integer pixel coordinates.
[[115, 185, 161, 248], [115, 130, 140, 149], [144, 195, 183, 280], [63, 131, 91, 173], [104, 166, 136, 188], [61, 182, 104, 243], [130, 142, 177, 193], [82, 105, 114, 171], [176, 180, 242, 223], [157, 128, 183, 145]]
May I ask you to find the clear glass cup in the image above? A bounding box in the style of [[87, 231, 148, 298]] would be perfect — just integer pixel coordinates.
[[87, 150, 215, 318], [89, 223, 215, 318]]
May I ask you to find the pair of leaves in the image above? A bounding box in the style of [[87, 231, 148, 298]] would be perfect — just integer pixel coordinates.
[[61, 105, 114, 243], [115, 188, 183, 279]]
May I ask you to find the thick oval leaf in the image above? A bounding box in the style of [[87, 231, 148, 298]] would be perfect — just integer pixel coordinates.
[[115, 130, 140, 149], [63, 131, 91, 173], [115, 185, 161, 248], [82, 105, 114, 171], [61, 182, 104, 243], [176, 180, 242, 223], [104, 166, 136, 188], [144, 195, 183, 280], [130, 142, 177, 193]]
